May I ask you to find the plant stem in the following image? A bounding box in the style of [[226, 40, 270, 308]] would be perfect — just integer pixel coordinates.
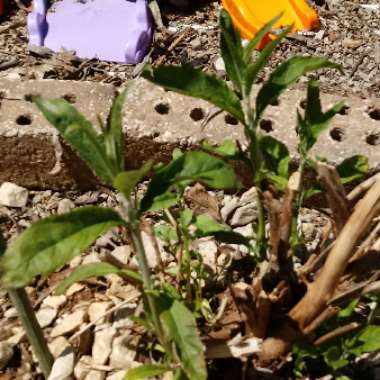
[[8, 288, 53, 378], [118, 194, 171, 357]]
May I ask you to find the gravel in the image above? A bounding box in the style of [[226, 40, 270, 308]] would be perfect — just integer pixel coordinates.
[[1, 1, 378, 98]]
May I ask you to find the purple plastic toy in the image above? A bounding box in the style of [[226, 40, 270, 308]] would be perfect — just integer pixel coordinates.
[[28, 0, 152, 64]]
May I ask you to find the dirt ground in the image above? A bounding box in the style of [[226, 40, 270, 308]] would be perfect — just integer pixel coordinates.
[[1, 0, 379, 98]]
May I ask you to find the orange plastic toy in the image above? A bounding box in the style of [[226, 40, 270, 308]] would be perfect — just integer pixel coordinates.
[[221, 0, 319, 47]]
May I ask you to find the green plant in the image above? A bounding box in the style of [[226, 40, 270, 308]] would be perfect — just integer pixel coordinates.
[[0, 87, 242, 379], [142, 10, 344, 259]]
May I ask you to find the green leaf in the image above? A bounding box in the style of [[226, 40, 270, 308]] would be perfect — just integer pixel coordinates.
[[323, 346, 348, 371], [244, 26, 290, 97], [256, 57, 342, 120], [0, 207, 124, 288], [298, 80, 345, 151], [180, 209, 194, 229], [54, 262, 141, 295], [154, 224, 178, 244], [33, 97, 117, 185], [105, 89, 128, 172], [337, 299, 359, 319], [195, 214, 250, 245], [160, 300, 207, 380], [140, 151, 241, 212], [114, 160, 153, 198], [337, 155, 368, 185], [356, 325, 380, 353], [124, 364, 171, 380], [219, 9, 244, 92], [202, 139, 239, 158], [142, 65, 244, 123], [260, 135, 290, 190], [243, 14, 282, 63]]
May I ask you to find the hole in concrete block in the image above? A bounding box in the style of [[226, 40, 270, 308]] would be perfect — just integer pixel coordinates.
[[369, 108, 380, 121], [259, 119, 273, 132], [189, 107, 205, 121], [154, 102, 170, 115], [24, 93, 40, 102], [269, 98, 280, 106], [62, 94, 77, 104], [300, 99, 307, 109], [330, 127, 344, 142], [224, 114, 238, 125], [16, 114, 32, 125], [366, 133, 380, 146], [338, 105, 350, 115]]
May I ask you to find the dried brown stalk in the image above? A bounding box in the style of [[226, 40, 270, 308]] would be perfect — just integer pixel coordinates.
[[314, 322, 360, 346], [317, 162, 350, 232], [289, 178, 380, 330]]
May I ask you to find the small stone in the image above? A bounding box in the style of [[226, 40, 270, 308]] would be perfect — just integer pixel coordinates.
[[214, 56, 225, 72], [0, 182, 28, 208], [74, 355, 91, 380], [69, 256, 82, 268], [43, 295, 67, 310], [92, 326, 116, 365], [4, 307, 18, 319], [36, 307, 57, 328], [57, 198, 75, 214], [239, 187, 258, 205], [233, 224, 254, 238], [51, 309, 86, 337], [190, 37, 202, 50], [230, 203, 257, 227], [85, 370, 105, 380], [221, 197, 240, 222], [195, 238, 218, 272], [109, 245, 131, 266], [106, 372, 126, 380], [49, 337, 70, 358], [109, 335, 137, 369], [66, 283, 85, 296], [0, 341, 13, 370], [7, 327, 25, 345], [47, 347, 74, 380], [82, 252, 101, 265], [88, 302, 111, 325]]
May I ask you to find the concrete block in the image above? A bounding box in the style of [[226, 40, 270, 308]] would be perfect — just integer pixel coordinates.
[[0, 80, 115, 189], [123, 79, 380, 171]]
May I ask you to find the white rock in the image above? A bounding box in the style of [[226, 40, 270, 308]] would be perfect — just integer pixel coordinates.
[[214, 56, 225, 72], [84, 370, 105, 380], [4, 307, 18, 319], [109, 245, 131, 266], [51, 309, 86, 337], [69, 256, 82, 268], [47, 346, 74, 380], [113, 305, 135, 329], [106, 371, 126, 380], [74, 355, 91, 380], [43, 295, 67, 310], [66, 283, 85, 296], [109, 335, 137, 369], [0, 341, 13, 369], [0, 182, 28, 208], [221, 197, 239, 222], [233, 225, 254, 238], [82, 252, 101, 265], [239, 187, 258, 205], [195, 238, 218, 272], [88, 302, 111, 325], [230, 203, 257, 227], [92, 326, 116, 365], [57, 198, 75, 214], [7, 327, 25, 345], [49, 337, 70, 358], [36, 307, 57, 328]]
